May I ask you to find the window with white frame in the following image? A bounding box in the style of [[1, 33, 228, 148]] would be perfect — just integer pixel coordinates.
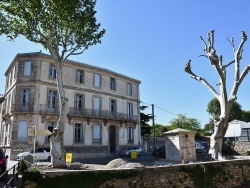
[[127, 103, 133, 120], [24, 62, 31, 76], [75, 123, 83, 143], [110, 77, 116, 91], [75, 94, 83, 112], [21, 89, 30, 110], [93, 124, 101, 143], [49, 64, 56, 79], [93, 97, 101, 116], [128, 126, 133, 143], [13, 64, 17, 80], [18, 120, 28, 143], [9, 70, 13, 85], [76, 70, 84, 84], [48, 90, 57, 112], [126, 83, 132, 95], [94, 73, 101, 87]]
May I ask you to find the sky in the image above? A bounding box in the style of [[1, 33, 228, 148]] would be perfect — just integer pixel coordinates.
[[1, 1, 250, 127]]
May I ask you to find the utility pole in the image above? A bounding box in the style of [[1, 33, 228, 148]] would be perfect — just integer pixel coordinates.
[[152, 104, 156, 151]]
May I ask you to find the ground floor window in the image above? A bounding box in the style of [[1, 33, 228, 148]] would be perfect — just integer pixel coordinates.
[[75, 123, 83, 143], [93, 124, 101, 143], [128, 126, 134, 143], [18, 120, 28, 143]]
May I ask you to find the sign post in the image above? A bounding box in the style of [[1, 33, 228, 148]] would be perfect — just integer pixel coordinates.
[[28, 126, 52, 164]]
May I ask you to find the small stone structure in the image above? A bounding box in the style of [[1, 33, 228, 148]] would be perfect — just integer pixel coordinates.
[[163, 128, 196, 163]]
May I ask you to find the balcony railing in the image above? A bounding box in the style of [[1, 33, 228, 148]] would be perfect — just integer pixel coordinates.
[[10, 103, 34, 113], [69, 107, 138, 122], [40, 104, 59, 114]]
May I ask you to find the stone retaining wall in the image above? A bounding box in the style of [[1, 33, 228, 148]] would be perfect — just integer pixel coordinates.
[[233, 141, 250, 155], [21, 159, 250, 188]]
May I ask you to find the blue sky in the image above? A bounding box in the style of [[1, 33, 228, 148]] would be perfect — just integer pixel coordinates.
[[1, 0, 250, 127]]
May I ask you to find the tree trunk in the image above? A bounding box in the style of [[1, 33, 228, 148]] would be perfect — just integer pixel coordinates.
[[209, 115, 229, 160], [49, 58, 68, 168]]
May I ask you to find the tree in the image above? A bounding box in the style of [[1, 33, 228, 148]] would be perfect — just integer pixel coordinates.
[[242, 110, 250, 122], [207, 98, 243, 122], [0, 0, 105, 167], [155, 124, 168, 136], [168, 114, 201, 131], [140, 106, 153, 136], [185, 30, 250, 160]]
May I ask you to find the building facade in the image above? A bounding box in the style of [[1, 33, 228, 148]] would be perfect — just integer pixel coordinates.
[[0, 52, 141, 160]]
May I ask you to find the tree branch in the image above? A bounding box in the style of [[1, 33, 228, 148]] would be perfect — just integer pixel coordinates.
[[222, 60, 235, 69], [184, 60, 219, 98]]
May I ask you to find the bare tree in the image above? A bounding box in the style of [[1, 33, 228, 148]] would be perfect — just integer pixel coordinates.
[[185, 30, 250, 160]]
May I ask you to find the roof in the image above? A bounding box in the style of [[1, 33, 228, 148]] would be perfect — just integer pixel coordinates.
[[225, 120, 250, 137], [163, 128, 196, 135], [6, 52, 141, 84]]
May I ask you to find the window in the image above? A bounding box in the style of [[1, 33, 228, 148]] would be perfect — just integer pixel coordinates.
[[110, 77, 116, 90], [24, 62, 31, 76], [47, 122, 56, 142], [9, 70, 13, 85], [110, 100, 116, 115], [128, 127, 133, 143], [75, 94, 83, 113], [14, 64, 18, 80], [75, 123, 83, 143], [48, 90, 57, 113], [76, 70, 84, 84], [18, 120, 28, 143], [239, 128, 250, 141], [127, 103, 133, 120], [93, 124, 101, 143], [126, 83, 132, 95], [21, 89, 29, 110], [94, 73, 101, 87], [49, 64, 56, 79], [93, 97, 101, 116]]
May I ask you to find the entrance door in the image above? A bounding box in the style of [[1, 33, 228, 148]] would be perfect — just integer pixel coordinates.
[[109, 126, 116, 153]]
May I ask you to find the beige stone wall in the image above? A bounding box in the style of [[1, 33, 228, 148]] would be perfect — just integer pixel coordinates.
[[1, 53, 141, 159]]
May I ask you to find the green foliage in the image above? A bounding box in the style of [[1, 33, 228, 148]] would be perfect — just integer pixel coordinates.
[[169, 114, 201, 131], [155, 124, 168, 136], [17, 160, 28, 175], [21, 168, 43, 187], [0, 0, 105, 61], [207, 98, 244, 122], [140, 106, 153, 136]]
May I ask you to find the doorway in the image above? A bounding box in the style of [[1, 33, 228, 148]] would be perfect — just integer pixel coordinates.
[[109, 126, 116, 153]]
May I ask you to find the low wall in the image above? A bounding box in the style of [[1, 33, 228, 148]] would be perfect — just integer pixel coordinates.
[[21, 159, 250, 188], [233, 141, 250, 155]]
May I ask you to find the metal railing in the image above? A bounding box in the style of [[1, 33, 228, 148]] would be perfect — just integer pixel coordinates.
[[69, 107, 138, 122], [39, 104, 59, 114], [0, 161, 21, 188]]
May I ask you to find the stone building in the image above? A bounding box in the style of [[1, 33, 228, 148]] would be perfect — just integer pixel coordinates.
[[0, 52, 141, 160]]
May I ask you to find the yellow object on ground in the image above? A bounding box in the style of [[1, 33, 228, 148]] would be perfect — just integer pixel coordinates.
[[131, 151, 137, 159], [66, 153, 72, 163]]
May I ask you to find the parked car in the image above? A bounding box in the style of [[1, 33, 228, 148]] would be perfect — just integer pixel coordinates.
[[195, 142, 205, 153], [17, 148, 51, 161], [0, 147, 8, 182], [119, 146, 142, 157], [152, 146, 165, 158], [201, 142, 209, 149]]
